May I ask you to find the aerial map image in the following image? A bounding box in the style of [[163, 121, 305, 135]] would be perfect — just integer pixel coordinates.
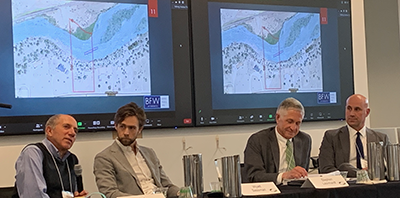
[[12, 0, 150, 98], [221, 9, 322, 94]]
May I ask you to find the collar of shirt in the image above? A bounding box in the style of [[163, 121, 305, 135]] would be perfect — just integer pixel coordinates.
[[115, 139, 138, 154], [275, 127, 292, 144], [347, 124, 366, 137], [43, 138, 71, 161]]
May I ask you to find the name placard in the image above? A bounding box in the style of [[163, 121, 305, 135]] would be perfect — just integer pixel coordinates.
[[117, 194, 165, 198], [241, 182, 281, 196], [301, 175, 348, 189]]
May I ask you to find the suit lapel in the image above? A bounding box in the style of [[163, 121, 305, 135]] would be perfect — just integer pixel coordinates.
[[269, 129, 280, 171], [340, 126, 350, 162], [110, 141, 140, 184], [138, 146, 162, 186], [366, 128, 376, 143]]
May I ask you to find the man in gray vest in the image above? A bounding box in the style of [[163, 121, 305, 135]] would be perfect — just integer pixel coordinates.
[[14, 114, 88, 198]]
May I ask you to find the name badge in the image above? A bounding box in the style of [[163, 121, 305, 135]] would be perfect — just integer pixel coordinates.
[[301, 175, 348, 189], [241, 182, 281, 196]]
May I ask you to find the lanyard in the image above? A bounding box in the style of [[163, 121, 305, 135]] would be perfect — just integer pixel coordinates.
[[43, 144, 73, 193]]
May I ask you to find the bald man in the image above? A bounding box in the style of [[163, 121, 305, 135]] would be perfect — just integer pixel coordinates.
[[318, 94, 389, 177]]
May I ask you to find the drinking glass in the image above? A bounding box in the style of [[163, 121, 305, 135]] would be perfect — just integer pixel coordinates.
[[209, 182, 222, 192], [340, 171, 348, 179], [178, 186, 194, 198]]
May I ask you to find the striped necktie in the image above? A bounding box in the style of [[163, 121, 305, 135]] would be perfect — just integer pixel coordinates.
[[286, 139, 295, 170], [356, 132, 364, 169]]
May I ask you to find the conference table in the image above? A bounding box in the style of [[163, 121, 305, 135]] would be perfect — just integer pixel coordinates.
[[204, 181, 400, 198], [243, 180, 400, 198]]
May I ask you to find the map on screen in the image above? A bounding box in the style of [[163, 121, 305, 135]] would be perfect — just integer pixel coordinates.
[[221, 9, 322, 94], [12, 0, 150, 98]]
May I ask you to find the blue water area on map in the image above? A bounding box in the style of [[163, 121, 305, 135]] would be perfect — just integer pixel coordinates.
[[13, 3, 148, 61], [221, 12, 320, 63]]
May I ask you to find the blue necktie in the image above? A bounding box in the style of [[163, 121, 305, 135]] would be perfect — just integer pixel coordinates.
[[356, 132, 364, 169]]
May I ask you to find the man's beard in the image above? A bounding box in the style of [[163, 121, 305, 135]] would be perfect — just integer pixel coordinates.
[[118, 137, 135, 146]]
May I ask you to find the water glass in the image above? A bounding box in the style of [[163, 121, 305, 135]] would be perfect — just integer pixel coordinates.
[[209, 182, 222, 192], [357, 170, 370, 183], [178, 186, 194, 198], [340, 171, 348, 179]]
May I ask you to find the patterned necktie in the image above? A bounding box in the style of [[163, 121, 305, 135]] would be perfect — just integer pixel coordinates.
[[356, 132, 364, 169], [285, 139, 295, 170]]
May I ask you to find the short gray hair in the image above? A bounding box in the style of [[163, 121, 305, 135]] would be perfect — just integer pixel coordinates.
[[276, 97, 305, 116], [45, 114, 62, 130]]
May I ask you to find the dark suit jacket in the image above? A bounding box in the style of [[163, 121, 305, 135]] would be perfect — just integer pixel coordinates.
[[318, 126, 389, 177], [94, 141, 179, 198], [244, 126, 312, 183]]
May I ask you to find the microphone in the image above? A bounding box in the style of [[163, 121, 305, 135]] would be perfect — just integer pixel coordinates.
[[74, 164, 84, 192], [0, 103, 12, 109]]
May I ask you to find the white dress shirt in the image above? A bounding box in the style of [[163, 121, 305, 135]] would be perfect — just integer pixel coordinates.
[[348, 125, 368, 169], [275, 128, 292, 184], [116, 140, 156, 194]]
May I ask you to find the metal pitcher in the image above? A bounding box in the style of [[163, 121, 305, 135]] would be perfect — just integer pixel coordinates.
[[386, 144, 400, 181], [183, 154, 203, 198], [214, 155, 242, 198], [367, 142, 385, 180]]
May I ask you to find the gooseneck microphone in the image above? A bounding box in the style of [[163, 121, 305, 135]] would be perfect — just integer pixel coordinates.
[[74, 164, 84, 192], [0, 103, 12, 109]]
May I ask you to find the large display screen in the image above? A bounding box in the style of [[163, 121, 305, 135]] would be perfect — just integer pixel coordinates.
[[0, 0, 193, 135], [191, 0, 354, 125]]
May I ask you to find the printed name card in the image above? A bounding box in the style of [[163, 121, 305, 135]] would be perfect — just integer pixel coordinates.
[[301, 175, 348, 189], [117, 194, 165, 198], [241, 182, 281, 196]]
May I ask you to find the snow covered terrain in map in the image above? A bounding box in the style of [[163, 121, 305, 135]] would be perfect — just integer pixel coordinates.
[[13, 0, 150, 98], [221, 9, 322, 94]]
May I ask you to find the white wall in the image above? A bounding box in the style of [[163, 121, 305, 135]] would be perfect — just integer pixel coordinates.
[[364, 0, 400, 128], [0, 0, 372, 195]]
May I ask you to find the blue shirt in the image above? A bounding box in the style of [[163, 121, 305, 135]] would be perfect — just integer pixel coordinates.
[[15, 138, 72, 198]]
